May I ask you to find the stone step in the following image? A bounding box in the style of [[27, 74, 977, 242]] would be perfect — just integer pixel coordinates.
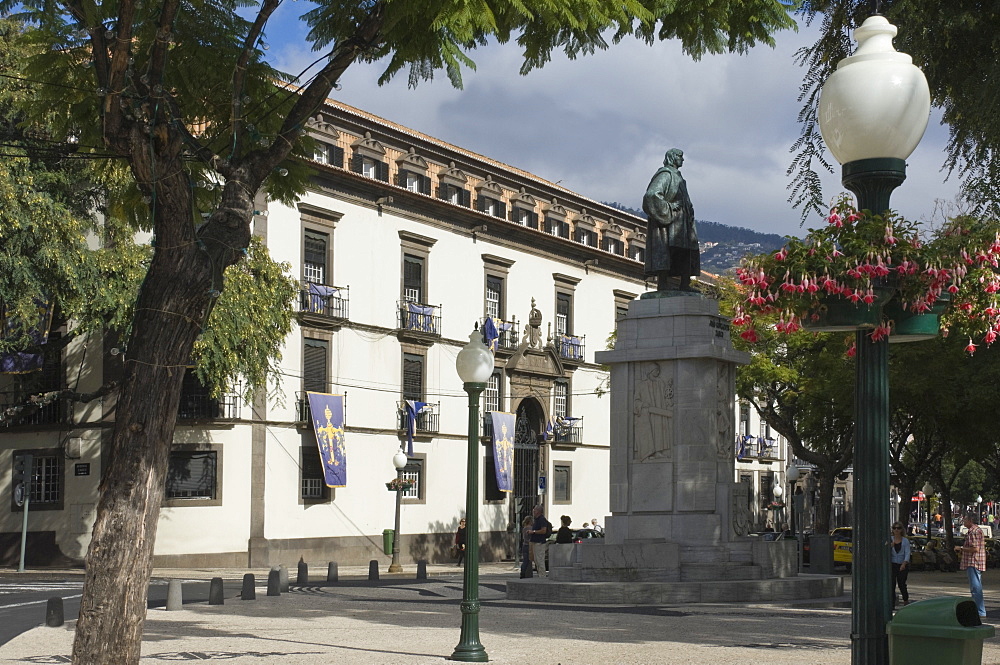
[[680, 563, 763, 582]]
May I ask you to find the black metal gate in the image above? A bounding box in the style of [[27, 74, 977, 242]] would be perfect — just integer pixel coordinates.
[[510, 400, 541, 537]]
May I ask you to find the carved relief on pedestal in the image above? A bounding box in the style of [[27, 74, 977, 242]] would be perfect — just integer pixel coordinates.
[[732, 484, 751, 537], [715, 363, 734, 459], [633, 362, 674, 462]]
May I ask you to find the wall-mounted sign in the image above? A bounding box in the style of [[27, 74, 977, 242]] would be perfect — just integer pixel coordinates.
[[74, 463, 90, 477]]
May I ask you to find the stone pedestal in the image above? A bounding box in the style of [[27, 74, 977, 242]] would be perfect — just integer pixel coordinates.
[[597, 294, 750, 551]]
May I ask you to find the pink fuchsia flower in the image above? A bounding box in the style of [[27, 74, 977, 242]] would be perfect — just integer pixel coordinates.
[[984, 330, 998, 345], [947, 284, 960, 294], [884, 226, 897, 245], [861, 289, 877, 305], [870, 325, 891, 342], [827, 209, 843, 227], [965, 338, 978, 355], [846, 344, 857, 358], [739, 328, 759, 343], [846, 213, 860, 224], [774, 248, 788, 261]]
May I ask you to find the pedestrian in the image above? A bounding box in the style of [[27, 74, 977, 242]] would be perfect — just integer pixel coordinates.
[[519, 516, 534, 578], [529, 505, 553, 578], [556, 515, 574, 544], [590, 518, 604, 534], [955, 513, 987, 618], [454, 518, 467, 567], [890, 521, 911, 607]]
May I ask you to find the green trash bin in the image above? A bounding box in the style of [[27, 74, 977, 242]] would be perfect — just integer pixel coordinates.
[[888, 597, 995, 665], [382, 529, 394, 556]]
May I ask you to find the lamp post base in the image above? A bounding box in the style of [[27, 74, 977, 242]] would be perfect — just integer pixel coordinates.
[[387, 564, 402, 573]]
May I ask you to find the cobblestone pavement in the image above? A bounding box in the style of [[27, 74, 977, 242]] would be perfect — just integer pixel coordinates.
[[1, 564, 999, 664]]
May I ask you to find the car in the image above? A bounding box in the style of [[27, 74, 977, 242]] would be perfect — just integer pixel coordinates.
[[831, 527, 852, 570], [571, 528, 605, 543]]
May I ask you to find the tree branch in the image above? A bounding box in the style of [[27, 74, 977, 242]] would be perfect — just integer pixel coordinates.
[[231, 0, 282, 161]]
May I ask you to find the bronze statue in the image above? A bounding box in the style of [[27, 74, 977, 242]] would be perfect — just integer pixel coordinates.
[[643, 149, 699, 291]]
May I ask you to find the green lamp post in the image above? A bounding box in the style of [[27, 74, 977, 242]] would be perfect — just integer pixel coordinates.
[[450, 328, 494, 662], [817, 14, 931, 665]]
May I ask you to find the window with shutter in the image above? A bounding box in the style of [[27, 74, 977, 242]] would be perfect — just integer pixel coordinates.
[[165, 451, 217, 500], [485, 275, 503, 319], [303, 230, 328, 284], [553, 381, 568, 418], [556, 292, 572, 335], [301, 443, 327, 500], [403, 254, 424, 303], [303, 338, 328, 393], [402, 353, 424, 402]]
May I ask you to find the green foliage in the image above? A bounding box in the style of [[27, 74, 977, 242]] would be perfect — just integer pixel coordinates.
[[191, 235, 297, 399]]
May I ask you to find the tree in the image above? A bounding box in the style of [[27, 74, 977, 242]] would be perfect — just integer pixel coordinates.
[[788, 1, 1000, 220], [0, 1, 798, 662]]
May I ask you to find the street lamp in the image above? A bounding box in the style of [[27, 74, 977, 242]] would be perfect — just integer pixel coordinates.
[[388, 449, 408, 573], [977, 495, 983, 522], [817, 14, 930, 665], [772, 482, 784, 531], [450, 328, 493, 663]]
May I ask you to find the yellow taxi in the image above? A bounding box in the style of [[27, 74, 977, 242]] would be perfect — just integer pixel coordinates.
[[832, 527, 852, 570]]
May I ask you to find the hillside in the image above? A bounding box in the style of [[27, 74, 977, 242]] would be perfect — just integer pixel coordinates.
[[604, 202, 786, 274]]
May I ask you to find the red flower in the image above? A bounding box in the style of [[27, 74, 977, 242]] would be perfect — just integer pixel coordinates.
[[984, 330, 998, 345], [774, 248, 788, 261], [846, 344, 857, 358], [740, 328, 759, 343], [965, 338, 978, 354], [827, 209, 843, 227]]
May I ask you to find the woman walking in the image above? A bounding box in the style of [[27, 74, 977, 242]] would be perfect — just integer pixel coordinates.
[[890, 521, 912, 607], [455, 518, 467, 567]]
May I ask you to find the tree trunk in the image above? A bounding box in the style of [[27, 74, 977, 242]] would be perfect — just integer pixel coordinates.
[[814, 469, 837, 534], [71, 235, 215, 663]]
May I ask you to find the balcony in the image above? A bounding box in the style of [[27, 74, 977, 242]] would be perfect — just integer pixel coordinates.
[[735, 435, 779, 461], [299, 282, 349, 321], [480, 317, 520, 353], [0, 391, 65, 427], [546, 416, 583, 446], [296, 392, 349, 425], [177, 383, 241, 420], [397, 301, 441, 337], [397, 402, 440, 434], [554, 334, 586, 362]]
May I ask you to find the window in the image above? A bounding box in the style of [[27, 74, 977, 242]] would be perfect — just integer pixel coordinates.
[[630, 245, 646, 263], [602, 237, 624, 255], [553, 381, 568, 418], [485, 275, 503, 319], [511, 207, 537, 229], [400, 457, 424, 501], [739, 402, 751, 436], [403, 254, 424, 303], [351, 153, 389, 181], [555, 292, 572, 336], [484, 454, 504, 501], [484, 370, 502, 415], [166, 450, 218, 501], [12, 451, 64, 510], [313, 141, 344, 167], [399, 170, 431, 194], [303, 230, 329, 284], [476, 195, 506, 218], [740, 473, 754, 511], [301, 442, 329, 502], [545, 217, 569, 239], [437, 183, 471, 207], [402, 353, 424, 402], [553, 462, 571, 503], [574, 228, 597, 247], [303, 338, 329, 393]]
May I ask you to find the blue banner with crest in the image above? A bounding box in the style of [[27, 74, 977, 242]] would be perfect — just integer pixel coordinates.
[[490, 411, 515, 492], [307, 392, 347, 487]]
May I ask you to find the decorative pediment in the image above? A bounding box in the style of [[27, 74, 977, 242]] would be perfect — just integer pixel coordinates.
[[603, 218, 624, 237], [475, 175, 505, 198], [307, 114, 340, 139], [438, 160, 469, 188], [544, 198, 567, 220], [396, 147, 428, 171], [505, 345, 565, 379], [574, 208, 597, 230], [511, 187, 537, 211], [351, 131, 386, 160]]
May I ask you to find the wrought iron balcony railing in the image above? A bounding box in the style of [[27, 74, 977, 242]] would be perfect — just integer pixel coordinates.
[[397, 402, 440, 434], [299, 282, 349, 320], [554, 334, 586, 362], [480, 317, 520, 352], [177, 384, 241, 420], [0, 392, 65, 427], [735, 435, 779, 460], [397, 300, 441, 336]]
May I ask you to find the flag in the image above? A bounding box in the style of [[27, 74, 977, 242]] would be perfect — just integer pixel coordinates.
[[0, 299, 53, 374], [307, 392, 347, 487], [482, 317, 500, 352], [490, 411, 515, 492], [404, 400, 429, 456], [307, 283, 339, 314]]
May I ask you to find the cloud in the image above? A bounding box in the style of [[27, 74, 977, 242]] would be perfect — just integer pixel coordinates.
[[268, 17, 961, 238]]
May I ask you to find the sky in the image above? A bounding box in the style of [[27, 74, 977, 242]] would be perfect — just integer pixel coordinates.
[[263, 9, 961, 239]]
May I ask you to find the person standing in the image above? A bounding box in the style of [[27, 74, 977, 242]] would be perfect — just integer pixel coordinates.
[[590, 518, 604, 534], [556, 516, 574, 544], [890, 522, 911, 607], [454, 518, 467, 567], [956, 513, 987, 618], [519, 516, 534, 579], [529, 505, 552, 578]]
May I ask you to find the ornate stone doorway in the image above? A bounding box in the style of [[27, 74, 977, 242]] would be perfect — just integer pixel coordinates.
[[510, 397, 543, 531]]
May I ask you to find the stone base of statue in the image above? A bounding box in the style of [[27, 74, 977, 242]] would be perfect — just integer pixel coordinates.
[[507, 294, 842, 603]]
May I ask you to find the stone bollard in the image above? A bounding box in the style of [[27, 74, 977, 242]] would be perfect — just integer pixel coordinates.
[[278, 565, 289, 593], [327, 562, 338, 584], [267, 567, 281, 596], [297, 557, 308, 585], [241, 573, 256, 600], [45, 597, 64, 627], [208, 577, 225, 605], [416, 560, 428, 580], [368, 560, 380, 581], [166, 580, 183, 611]]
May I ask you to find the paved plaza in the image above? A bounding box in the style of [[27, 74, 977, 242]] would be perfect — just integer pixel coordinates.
[[2, 564, 1000, 664]]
